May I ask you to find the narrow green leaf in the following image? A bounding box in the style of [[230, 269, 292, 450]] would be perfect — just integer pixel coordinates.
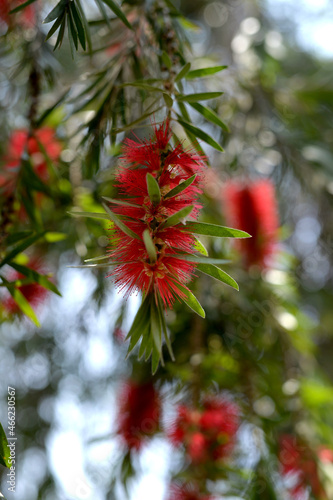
[[53, 16, 66, 50], [177, 117, 224, 152], [144, 334, 153, 362], [102, 203, 141, 240], [182, 221, 251, 238], [146, 173, 161, 205], [165, 254, 229, 265], [173, 282, 205, 318], [9, 0, 37, 13], [5, 231, 33, 246], [126, 296, 151, 354], [163, 93, 173, 108], [69, 211, 110, 221], [43, 0, 67, 23], [151, 344, 161, 374], [70, 1, 86, 50], [0, 423, 11, 468], [197, 263, 239, 290], [45, 12, 64, 41], [175, 62, 191, 82], [177, 92, 223, 103], [189, 102, 229, 132], [100, 0, 133, 29], [84, 255, 109, 263], [9, 263, 62, 296], [122, 82, 163, 93], [186, 65, 227, 79], [68, 7, 78, 54], [157, 296, 175, 361], [102, 196, 141, 208], [143, 230, 157, 263], [138, 330, 151, 360], [161, 51, 172, 69], [5, 282, 40, 327], [0, 233, 45, 268], [75, 0, 92, 52], [159, 205, 193, 230], [164, 174, 196, 199], [95, 0, 112, 28], [194, 237, 208, 256], [150, 301, 162, 355]]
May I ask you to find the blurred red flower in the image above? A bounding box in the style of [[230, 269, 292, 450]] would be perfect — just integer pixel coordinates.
[[223, 179, 279, 268], [0, 0, 36, 27], [2, 257, 49, 314], [117, 381, 161, 451], [169, 397, 239, 464], [279, 435, 327, 500], [108, 120, 206, 308]]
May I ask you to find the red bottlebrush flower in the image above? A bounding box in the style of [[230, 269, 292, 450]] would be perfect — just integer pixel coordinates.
[[223, 179, 279, 268], [167, 483, 214, 500], [107, 121, 206, 309], [318, 446, 333, 464], [117, 381, 161, 451], [169, 397, 239, 464], [2, 257, 49, 314], [3, 127, 62, 182], [279, 435, 327, 500], [0, 0, 36, 27]]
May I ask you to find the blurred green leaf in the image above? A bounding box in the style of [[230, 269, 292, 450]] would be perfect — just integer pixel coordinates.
[[175, 62, 191, 82], [100, 0, 133, 29], [186, 65, 227, 79], [9, 262, 62, 297], [0, 233, 45, 268], [0, 423, 11, 468], [177, 92, 223, 103], [3, 279, 40, 327], [9, 0, 37, 13]]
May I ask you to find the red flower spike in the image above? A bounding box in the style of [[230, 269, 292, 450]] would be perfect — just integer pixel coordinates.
[[3, 128, 62, 182], [223, 179, 279, 268], [107, 121, 206, 309], [117, 381, 161, 451], [169, 397, 239, 465], [0, 0, 36, 27], [279, 435, 327, 500], [2, 258, 49, 314], [167, 483, 215, 500]]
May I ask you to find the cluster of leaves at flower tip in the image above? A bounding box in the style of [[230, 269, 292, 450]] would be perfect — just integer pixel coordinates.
[[169, 397, 239, 464], [279, 434, 327, 500], [117, 381, 161, 451], [223, 179, 279, 268], [107, 120, 206, 309]]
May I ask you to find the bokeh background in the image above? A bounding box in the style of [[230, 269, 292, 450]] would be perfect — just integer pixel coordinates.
[[0, 0, 333, 499]]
